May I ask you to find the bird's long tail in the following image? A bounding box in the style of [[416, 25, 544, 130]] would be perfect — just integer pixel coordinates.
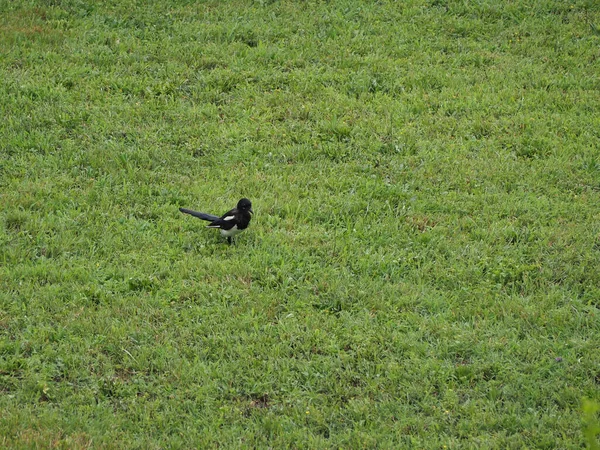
[[179, 208, 219, 222]]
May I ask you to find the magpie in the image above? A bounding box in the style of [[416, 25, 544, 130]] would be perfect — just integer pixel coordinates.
[[179, 198, 253, 244]]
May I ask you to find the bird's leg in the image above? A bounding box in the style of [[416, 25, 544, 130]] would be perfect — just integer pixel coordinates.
[[227, 236, 232, 245]]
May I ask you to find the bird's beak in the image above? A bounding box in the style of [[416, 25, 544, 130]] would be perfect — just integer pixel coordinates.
[[249, 208, 254, 214]]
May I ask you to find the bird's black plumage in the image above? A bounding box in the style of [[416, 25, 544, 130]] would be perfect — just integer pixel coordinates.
[[179, 198, 253, 244], [178, 209, 219, 222]]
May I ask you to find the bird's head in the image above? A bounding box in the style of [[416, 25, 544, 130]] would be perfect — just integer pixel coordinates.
[[237, 198, 253, 214]]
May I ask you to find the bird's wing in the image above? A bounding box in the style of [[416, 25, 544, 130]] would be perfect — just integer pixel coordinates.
[[179, 208, 220, 222], [205, 208, 239, 230]]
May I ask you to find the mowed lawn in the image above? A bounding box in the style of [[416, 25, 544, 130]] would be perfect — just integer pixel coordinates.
[[1, 0, 599, 447]]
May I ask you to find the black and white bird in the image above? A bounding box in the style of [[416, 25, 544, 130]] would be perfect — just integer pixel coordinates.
[[179, 198, 253, 244]]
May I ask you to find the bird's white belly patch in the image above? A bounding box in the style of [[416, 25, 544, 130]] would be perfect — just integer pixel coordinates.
[[220, 226, 241, 237]]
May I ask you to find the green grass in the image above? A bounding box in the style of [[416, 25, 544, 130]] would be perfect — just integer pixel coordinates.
[[1, 0, 599, 447]]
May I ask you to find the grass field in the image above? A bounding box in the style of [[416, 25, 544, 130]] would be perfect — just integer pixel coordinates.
[[1, 0, 600, 447]]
